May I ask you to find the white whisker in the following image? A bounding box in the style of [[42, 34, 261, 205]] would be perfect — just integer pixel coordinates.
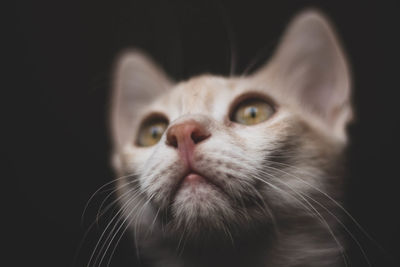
[[264, 159, 378, 244], [87, 187, 144, 267], [98, 193, 155, 267], [252, 172, 348, 267], [81, 173, 138, 225]]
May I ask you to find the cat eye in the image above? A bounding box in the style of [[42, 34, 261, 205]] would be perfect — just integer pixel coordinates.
[[231, 98, 274, 125], [137, 115, 169, 147]]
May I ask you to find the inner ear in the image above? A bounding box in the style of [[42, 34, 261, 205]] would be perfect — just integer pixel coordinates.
[[110, 50, 173, 149], [253, 9, 352, 140]]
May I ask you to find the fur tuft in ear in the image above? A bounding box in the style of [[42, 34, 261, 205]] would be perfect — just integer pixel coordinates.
[[110, 50, 173, 149], [255, 9, 352, 141]]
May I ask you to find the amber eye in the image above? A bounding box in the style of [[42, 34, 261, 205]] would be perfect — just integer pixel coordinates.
[[231, 98, 274, 125], [137, 116, 168, 147]]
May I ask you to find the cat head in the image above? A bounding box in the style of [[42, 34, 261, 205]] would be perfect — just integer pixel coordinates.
[[109, 10, 352, 242]]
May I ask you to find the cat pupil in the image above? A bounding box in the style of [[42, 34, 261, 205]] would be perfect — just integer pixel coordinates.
[[151, 127, 159, 139], [249, 107, 257, 118]]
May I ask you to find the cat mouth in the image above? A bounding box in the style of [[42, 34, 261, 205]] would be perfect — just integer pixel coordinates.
[[169, 170, 227, 202], [181, 172, 208, 185]]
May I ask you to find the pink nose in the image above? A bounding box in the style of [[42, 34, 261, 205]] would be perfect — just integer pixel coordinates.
[[166, 120, 210, 161]]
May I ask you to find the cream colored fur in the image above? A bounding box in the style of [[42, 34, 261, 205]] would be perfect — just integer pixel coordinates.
[[104, 9, 352, 267]]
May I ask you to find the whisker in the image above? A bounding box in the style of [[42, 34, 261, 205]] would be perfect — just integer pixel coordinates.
[[94, 190, 147, 267], [239, 40, 277, 77], [81, 173, 138, 225], [263, 160, 380, 247], [75, 188, 140, 267], [304, 194, 371, 267], [132, 192, 157, 263], [252, 172, 348, 267], [217, 1, 237, 76], [98, 193, 155, 267], [146, 206, 161, 237], [87, 188, 144, 267], [96, 179, 139, 225], [175, 220, 188, 255], [105, 205, 142, 267], [262, 161, 371, 265], [73, 174, 138, 267]]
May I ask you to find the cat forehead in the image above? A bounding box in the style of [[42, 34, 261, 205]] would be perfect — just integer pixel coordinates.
[[171, 75, 234, 104], [143, 74, 285, 124], [148, 75, 252, 117]]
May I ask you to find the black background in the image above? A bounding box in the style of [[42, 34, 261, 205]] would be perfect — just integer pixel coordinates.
[[7, 1, 400, 266]]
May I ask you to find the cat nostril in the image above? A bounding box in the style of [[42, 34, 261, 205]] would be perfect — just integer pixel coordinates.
[[191, 129, 210, 144], [166, 120, 211, 148], [167, 134, 178, 148]]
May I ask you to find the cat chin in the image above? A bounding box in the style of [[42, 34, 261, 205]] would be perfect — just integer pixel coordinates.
[[149, 183, 269, 243], [171, 182, 233, 225]]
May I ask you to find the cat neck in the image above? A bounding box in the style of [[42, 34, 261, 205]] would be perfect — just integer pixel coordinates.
[[139, 216, 342, 267]]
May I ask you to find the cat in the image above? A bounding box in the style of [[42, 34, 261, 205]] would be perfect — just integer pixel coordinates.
[[105, 9, 353, 267]]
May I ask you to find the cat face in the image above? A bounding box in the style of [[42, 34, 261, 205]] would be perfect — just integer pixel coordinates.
[[110, 10, 352, 242]]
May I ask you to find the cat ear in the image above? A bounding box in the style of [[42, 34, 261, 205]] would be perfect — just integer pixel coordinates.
[[110, 50, 173, 148], [255, 10, 352, 140]]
